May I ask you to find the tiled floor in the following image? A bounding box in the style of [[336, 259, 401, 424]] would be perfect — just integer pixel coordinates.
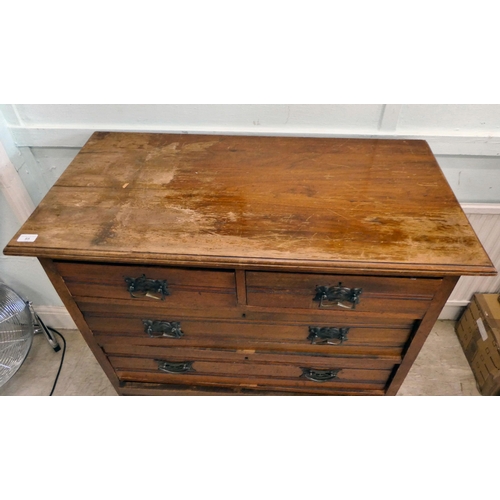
[[0, 320, 479, 396]]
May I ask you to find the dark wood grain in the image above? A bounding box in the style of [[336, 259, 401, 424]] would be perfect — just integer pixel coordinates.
[[38, 258, 121, 392], [109, 355, 395, 378], [76, 295, 423, 324], [235, 270, 247, 305], [55, 261, 237, 308], [95, 334, 405, 359], [100, 344, 399, 369], [385, 276, 460, 395], [55, 261, 236, 288], [119, 383, 386, 396], [86, 315, 412, 348], [114, 368, 391, 391], [246, 271, 442, 298], [247, 293, 431, 317]]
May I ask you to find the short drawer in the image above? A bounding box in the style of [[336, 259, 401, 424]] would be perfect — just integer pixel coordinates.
[[246, 271, 441, 317], [109, 351, 396, 394], [54, 261, 237, 308]]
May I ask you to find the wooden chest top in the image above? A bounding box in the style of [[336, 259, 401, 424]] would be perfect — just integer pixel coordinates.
[[4, 132, 495, 276]]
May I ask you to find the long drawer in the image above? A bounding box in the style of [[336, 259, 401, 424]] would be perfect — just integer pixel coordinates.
[[54, 261, 237, 308], [118, 385, 387, 396], [77, 295, 424, 325], [246, 271, 440, 317], [88, 314, 413, 350], [104, 345, 398, 369], [109, 352, 396, 394]]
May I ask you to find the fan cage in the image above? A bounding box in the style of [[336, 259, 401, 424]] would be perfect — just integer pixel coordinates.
[[0, 284, 34, 387]]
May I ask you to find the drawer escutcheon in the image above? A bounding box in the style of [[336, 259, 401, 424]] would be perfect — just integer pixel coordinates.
[[125, 274, 170, 300], [313, 284, 362, 309], [142, 319, 183, 338], [157, 360, 194, 374], [301, 368, 340, 382], [308, 326, 350, 345]]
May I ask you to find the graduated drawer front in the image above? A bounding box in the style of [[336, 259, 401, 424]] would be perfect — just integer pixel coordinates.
[[108, 352, 395, 393], [88, 314, 412, 350], [54, 261, 237, 308], [246, 271, 441, 317], [77, 296, 421, 325]]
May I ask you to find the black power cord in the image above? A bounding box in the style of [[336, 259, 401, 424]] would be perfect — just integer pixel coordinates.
[[31, 310, 66, 395], [46, 327, 66, 396]]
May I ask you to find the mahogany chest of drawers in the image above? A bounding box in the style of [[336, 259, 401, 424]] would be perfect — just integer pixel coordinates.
[[5, 132, 496, 395]]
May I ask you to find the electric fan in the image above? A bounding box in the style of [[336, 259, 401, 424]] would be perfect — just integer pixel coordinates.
[[0, 282, 60, 388]]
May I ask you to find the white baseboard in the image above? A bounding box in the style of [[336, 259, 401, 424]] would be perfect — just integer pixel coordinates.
[[460, 203, 500, 215], [439, 303, 467, 321], [34, 306, 77, 330]]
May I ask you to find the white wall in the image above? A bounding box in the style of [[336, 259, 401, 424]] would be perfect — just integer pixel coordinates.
[[0, 112, 65, 310], [1, 104, 499, 324], [2, 104, 500, 201]]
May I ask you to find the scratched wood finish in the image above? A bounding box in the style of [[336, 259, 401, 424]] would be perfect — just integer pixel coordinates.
[[118, 385, 386, 396], [3, 133, 496, 396], [116, 375, 388, 395], [4, 132, 495, 276], [95, 334, 406, 359], [113, 362, 393, 391], [100, 344, 400, 369]]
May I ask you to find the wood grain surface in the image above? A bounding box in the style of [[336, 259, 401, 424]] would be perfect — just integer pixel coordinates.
[[4, 132, 495, 276], [87, 316, 412, 348], [5, 132, 496, 396]]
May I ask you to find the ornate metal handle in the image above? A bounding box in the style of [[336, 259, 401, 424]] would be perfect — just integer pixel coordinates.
[[301, 368, 340, 382], [313, 283, 362, 309], [142, 320, 183, 338], [157, 360, 194, 374], [125, 274, 169, 300], [308, 326, 350, 345]]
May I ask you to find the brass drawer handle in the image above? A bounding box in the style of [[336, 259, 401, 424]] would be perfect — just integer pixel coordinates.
[[125, 274, 170, 300], [308, 326, 350, 345], [142, 320, 183, 338], [313, 283, 362, 309], [301, 368, 340, 382], [157, 360, 194, 374]]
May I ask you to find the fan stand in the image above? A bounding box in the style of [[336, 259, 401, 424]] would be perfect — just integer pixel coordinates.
[[28, 302, 61, 352]]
